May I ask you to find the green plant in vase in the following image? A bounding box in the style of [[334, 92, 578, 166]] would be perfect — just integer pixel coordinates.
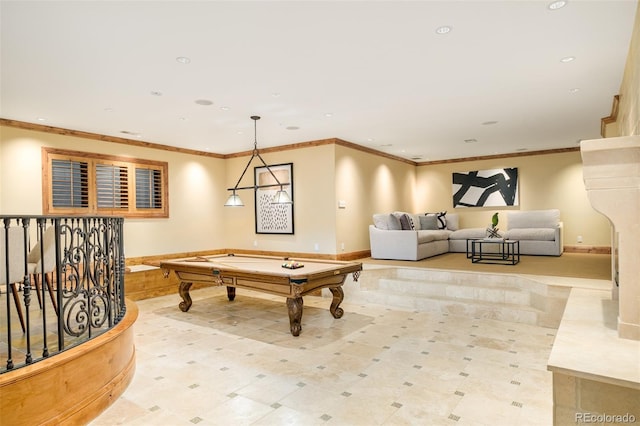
[[486, 212, 502, 238]]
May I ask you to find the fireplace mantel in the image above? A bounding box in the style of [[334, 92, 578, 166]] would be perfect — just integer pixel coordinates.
[[581, 135, 640, 340]]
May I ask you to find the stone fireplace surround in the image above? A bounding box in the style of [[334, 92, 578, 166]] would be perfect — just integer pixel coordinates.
[[547, 136, 640, 424]]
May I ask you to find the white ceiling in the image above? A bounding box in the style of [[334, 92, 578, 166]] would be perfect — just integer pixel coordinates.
[[1, 1, 637, 162]]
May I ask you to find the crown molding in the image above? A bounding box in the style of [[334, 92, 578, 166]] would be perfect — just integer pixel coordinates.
[[1, 118, 579, 165], [600, 94, 620, 137]]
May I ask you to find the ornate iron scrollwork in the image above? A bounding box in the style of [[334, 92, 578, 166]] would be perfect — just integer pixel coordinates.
[[1, 215, 125, 372]]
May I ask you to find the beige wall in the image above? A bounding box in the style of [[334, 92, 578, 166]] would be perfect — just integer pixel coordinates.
[[0, 126, 341, 257], [0, 125, 614, 259], [0, 126, 227, 258], [223, 143, 337, 255], [617, 1, 640, 137], [335, 145, 415, 254], [416, 151, 612, 247]]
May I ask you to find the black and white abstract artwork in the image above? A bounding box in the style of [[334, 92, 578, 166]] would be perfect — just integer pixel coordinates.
[[254, 163, 294, 234], [452, 168, 519, 208]]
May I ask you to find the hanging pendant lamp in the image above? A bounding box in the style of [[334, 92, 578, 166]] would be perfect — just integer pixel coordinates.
[[224, 116, 292, 206]]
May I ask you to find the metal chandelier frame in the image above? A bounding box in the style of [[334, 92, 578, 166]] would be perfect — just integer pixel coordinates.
[[224, 116, 292, 207]]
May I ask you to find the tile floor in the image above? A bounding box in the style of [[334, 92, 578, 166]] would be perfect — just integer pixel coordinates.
[[91, 275, 564, 426]]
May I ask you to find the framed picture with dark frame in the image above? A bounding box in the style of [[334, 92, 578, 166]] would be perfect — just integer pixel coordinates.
[[254, 162, 294, 234]]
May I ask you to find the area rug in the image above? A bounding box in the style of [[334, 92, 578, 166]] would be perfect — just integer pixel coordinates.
[[361, 252, 611, 280]]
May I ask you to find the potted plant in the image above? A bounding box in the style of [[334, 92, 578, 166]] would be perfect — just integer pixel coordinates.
[[486, 212, 502, 238]]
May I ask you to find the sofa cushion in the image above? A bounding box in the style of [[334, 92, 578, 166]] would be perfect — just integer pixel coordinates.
[[445, 213, 459, 231], [505, 228, 556, 241], [425, 211, 447, 229], [372, 214, 389, 230], [448, 228, 487, 240], [409, 214, 421, 230], [417, 230, 451, 244], [387, 213, 402, 230], [507, 209, 559, 229], [392, 211, 421, 230], [419, 214, 438, 230], [399, 214, 413, 230]]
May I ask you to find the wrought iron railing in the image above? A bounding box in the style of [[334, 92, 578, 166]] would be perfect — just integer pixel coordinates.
[[1, 215, 125, 372]]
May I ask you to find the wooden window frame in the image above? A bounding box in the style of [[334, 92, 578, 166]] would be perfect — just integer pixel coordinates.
[[42, 147, 169, 218]]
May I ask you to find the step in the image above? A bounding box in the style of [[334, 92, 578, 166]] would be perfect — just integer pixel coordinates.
[[342, 266, 568, 327], [344, 286, 542, 325], [377, 277, 531, 306]]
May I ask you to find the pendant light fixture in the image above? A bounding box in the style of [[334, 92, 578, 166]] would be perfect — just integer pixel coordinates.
[[224, 116, 293, 207]]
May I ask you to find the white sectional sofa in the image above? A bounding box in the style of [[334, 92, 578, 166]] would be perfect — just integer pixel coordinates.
[[369, 209, 563, 261], [503, 209, 564, 257]]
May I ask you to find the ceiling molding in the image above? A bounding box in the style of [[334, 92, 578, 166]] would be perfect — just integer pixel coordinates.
[[0, 118, 225, 159], [417, 147, 581, 166], [1, 118, 580, 167], [600, 94, 620, 137], [222, 138, 338, 159]]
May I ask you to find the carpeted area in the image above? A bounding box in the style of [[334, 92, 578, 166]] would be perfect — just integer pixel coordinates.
[[360, 252, 612, 280]]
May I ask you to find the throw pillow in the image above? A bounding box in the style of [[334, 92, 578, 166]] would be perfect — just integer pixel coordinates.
[[399, 213, 413, 230], [446, 213, 459, 231], [387, 213, 402, 230], [372, 214, 389, 230], [425, 211, 447, 229], [409, 213, 421, 230], [436, 211, 447, 229], [419, 214, 438, 230]]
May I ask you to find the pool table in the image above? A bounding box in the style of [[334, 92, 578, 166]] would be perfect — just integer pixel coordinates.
[[160, 254, 362, 336]]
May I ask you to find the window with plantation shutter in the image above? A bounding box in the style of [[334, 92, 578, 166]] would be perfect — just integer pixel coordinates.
[[135, 167, 162, 209], [43, 147, 168, 218], [51, 159, 89, 208], [96, 163, 129, 209]]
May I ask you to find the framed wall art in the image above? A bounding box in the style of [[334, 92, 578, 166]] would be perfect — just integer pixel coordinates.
[[452, 167, 519, 208], [254, 162, 294, 234]]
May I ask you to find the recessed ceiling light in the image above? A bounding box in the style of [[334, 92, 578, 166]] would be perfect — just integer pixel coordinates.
[[195, 99, 213, 105], [150, 91, 163, 96], [569, 88, 580, 93], [464, 139, 478, 144], [220, 106, 230, 111], [560, 56, 575, 63], [367, 138, 376, 142], [286, 126, 300, 130], [548, 1, 567, 10], [179, 117, 187, 121], [435, 25, 452, 35], [176, 56, 191, 64], [272, 92, 281, 98], [104, 108, 114, 112], [378, 143, 392, 147], [324, 113, 333, 118], [37, 117, 46, 121], [482, 121, 498, 126]]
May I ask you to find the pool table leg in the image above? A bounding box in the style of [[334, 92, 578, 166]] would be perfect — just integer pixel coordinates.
[[329, 287, 344, 319], [286, 297, 304, 336], [178, 282, 193, 312], [226, 286, 236, 301]]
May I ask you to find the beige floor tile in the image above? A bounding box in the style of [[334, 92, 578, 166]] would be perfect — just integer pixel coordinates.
[[91, 278, 562, 425]]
